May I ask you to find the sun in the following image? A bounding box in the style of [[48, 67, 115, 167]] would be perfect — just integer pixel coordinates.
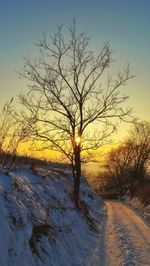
[[75, 136, 81, 146]]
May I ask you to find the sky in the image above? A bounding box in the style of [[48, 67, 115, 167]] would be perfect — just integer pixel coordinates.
[[0, 0, 150, 155]]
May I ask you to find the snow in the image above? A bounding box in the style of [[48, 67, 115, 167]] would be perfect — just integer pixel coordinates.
[[0, 170, 12, 191], [127, 197, 150, 222], [0, 166, 150, 265], [0, 165, 105, 266], [105, 201, 150, 266]]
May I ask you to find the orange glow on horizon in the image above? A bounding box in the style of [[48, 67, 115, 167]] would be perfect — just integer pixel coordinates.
[[16, 123, 135, 162]]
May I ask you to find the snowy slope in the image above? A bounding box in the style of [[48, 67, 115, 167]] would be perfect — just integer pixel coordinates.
[[0, 166, 106, 266]]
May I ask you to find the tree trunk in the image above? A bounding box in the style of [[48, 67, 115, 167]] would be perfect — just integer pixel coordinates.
[[74, 144, 81, 207]]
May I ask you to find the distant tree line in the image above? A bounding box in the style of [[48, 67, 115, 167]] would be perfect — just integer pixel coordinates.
[[99, 121, 150, 196]]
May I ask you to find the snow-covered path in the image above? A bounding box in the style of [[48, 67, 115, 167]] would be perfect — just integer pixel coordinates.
[[105, 201, 150, 266]]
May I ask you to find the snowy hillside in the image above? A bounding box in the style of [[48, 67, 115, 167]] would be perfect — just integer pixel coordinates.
[[0, 165, 106, 266]]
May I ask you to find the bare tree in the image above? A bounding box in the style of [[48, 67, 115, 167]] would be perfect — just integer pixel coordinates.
[[0, 98, 14, 153], [127, 121, 150, 177], [104, 121, 150, 193], [0, 99, 28, 168], [18, 21, 134, 206]]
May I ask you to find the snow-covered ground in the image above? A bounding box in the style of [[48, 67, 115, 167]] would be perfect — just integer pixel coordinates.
[[0, 165, 106, 266], [0, 165, 150, 266], [105, 201, 150, 266]]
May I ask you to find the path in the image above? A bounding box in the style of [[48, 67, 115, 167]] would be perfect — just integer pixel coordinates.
[[105, 201, 150, 266]]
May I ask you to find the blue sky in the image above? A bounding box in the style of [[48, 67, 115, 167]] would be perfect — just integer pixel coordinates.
[[0, 0, 150, 124]]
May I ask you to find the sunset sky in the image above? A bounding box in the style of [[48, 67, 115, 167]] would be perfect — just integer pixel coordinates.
[[0, 0, 150, 157]]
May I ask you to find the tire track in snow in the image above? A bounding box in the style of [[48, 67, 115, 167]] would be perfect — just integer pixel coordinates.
[[105, 201, 150, 266]]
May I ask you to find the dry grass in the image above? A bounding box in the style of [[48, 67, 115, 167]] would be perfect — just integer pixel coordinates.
[[78, 200, 99, 232], [29, 223, 56, 256], [132, 181, 150, 205]]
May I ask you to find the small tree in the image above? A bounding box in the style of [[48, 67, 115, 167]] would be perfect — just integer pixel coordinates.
[[19, 21, 134, 206], [0, 98, 14, 153], [0, 99, 28, 168]]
